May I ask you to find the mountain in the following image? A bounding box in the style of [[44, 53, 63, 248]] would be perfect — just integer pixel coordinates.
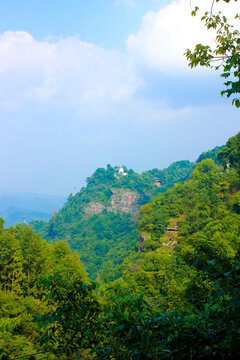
[[0, 190, 66, 226], [31, 161, 194, 279], [120, 133, 240, 311], [1, 134, 240, 360], [196, 145, 224, 164], [0, 133, 240, 360], [30, 144, 230, 280], [126, 158, 240, 309]]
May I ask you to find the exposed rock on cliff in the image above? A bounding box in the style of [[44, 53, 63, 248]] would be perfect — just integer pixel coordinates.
[[84, 202, 106, 214], [83, 189, 140, 215], [139, 219, 179, 253], [109, 189, 140, 213], [139, 231, 151, 252], [162, 219, 179, 249]]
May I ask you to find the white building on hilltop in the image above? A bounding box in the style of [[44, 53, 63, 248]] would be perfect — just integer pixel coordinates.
[[114, 166, 128, 178]]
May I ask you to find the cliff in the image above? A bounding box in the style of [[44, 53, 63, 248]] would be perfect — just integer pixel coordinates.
[[109, 189, 140, 213], [31, 162, 194, 279], [84, 189, 140, 215]]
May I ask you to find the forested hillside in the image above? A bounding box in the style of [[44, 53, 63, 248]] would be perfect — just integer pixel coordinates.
[[196, 145, 224, 164], [125, 157, 240, 311], [31, 161, 194, 279], [0, 221, 88, 359], [0, 132, 239, 359]]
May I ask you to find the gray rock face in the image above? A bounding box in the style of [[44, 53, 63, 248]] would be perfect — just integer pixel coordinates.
[[138, 232, 151, 252], [83, 189, 140, 215], [84, 202, 106, 214], [109, 189, 140, 213]]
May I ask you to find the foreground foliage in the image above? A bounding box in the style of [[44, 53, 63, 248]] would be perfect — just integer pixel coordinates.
[[185, 0, 240, 107], [0, 223, 88, 359]]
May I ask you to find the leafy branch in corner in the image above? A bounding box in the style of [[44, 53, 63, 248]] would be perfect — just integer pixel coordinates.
[[185, 0, 240, 108]]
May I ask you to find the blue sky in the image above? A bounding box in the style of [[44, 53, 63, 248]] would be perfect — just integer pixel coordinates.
[[0, 0, 239, 195], [0, 0, 166, 48]]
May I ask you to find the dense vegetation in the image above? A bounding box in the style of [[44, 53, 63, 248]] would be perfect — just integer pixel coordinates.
[[1, 132, 240, 359], [196, 145, 224, 165], [0, 221, 88, 359], [31, 161, 194, 279]]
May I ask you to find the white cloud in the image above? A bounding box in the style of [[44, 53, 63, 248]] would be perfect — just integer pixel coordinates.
[[0, 1, 237, 116], [126, 0, 239, 72], [0, 31, 140, 113]]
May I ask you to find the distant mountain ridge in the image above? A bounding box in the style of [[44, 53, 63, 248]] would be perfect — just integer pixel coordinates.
[[0, 190, 66, 226]]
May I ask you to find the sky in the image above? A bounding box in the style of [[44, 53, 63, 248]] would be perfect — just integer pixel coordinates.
[[0, 0, 239, 195]]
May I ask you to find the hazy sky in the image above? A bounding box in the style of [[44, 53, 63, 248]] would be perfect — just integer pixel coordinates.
[[1, 0, 239, 195]]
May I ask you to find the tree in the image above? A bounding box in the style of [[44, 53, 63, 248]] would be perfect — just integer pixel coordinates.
[[185, 0, 240, 108], [217, 132, 240, 173], [14, 225, 48, 296], [0, 229, 24, 294], [37, 275, 100, 359]]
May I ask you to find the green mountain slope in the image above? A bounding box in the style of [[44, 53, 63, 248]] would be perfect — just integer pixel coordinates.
[[121, 135, 240, 313], [196, 145, 224, 164], [31, 162, 194, 279]]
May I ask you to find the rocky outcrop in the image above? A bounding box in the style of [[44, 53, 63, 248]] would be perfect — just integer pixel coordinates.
[[139, 231, 151, 252], [84, 202, 106, 214], [84, 189, 140, 215], [139, 220, 179, 253], [109, 189, 140, 213], [162, 219, 179, 249]]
